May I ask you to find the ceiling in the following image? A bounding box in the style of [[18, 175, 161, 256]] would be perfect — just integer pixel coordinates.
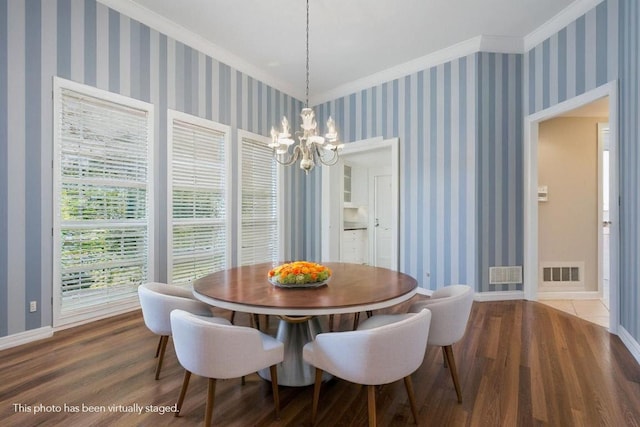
[[126, 0, 579, 103]]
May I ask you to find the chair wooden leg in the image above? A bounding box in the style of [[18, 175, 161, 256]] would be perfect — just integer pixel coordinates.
[[270, 365, 280, 420], [230, 311, 236, 324], [155, 335, 169, 380], [204, 378, 216, 427], [329, 314, 335, 332], [367, 384, 377, 427], [175, 370, 192, 417], [443, 345, 462, 403], [442, 346, 448, 368], [404, 375, 419, 424], [248, 313, 261, 330], [353, 312, 361, 330], [366, 310, 373, 318], [311, 368, 323, 425], [154, 335, 163, 358]]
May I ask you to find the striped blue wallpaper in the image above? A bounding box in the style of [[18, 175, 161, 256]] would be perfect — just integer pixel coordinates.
[[618, 0, 640, 341], [477, 52, 523, 292], [313, 0, 622, 298], [314, 53, 523, 293], [315, 55, 479, 291], [0, 0, 304, 337], [524, 0, 617, 115]]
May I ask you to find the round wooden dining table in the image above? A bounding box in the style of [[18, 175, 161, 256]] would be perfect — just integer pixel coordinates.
[[192, 262, 418, 386]]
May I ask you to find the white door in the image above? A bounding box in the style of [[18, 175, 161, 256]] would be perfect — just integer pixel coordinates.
[[373, 174, 392, 268]]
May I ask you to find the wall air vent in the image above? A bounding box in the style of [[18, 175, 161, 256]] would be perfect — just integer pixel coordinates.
[[489, 266, 523, 285], [539, 262, 585, 290]]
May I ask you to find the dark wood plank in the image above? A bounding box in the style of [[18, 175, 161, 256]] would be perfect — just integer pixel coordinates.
[[1, 299, 640, 426]]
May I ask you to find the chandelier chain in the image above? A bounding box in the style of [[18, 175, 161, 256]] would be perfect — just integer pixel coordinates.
[[305, 0, 309, 107]]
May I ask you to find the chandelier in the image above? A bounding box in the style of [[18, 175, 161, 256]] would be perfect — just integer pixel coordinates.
[[268, 0, 342, 174]]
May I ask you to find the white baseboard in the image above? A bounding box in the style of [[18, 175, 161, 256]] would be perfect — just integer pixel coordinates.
[[0, 304, 141, 351], [0, 326, 54, 351], [537, 291, 601, 300], [474, 290, 525, 301], [419, 289, 526, 302], [618, 325, 640, 366]]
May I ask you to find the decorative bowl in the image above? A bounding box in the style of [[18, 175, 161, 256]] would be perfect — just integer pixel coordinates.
[[269, 277, 330, 288]]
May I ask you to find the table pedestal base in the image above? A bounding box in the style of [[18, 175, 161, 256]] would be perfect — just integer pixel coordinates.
[[259, 316, 331, 386]]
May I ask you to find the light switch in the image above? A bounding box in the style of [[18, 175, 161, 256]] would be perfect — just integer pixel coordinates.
[[538, 185, 548, 202]]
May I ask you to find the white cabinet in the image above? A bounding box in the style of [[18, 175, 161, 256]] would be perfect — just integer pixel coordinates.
[[344, 165, 352, 203], [344, 164, 367, 207], [342, 229, 368, 264]]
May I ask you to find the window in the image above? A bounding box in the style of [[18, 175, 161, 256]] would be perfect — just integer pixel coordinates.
[[238, 130, 282, 265], [167, 111, 231, 285], [53, 77, 154, 327]]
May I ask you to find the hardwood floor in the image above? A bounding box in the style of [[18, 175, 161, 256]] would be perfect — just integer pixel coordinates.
[[1, 298, 639, 426]]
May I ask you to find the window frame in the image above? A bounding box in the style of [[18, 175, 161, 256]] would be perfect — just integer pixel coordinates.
[[166, 109, 232, 285], [52, 76, 155, 328], [237, 129, 284, 266]]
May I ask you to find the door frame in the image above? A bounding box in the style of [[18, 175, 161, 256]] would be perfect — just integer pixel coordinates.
[[321, 137, 400, 270], [523, 81, 619, 333]]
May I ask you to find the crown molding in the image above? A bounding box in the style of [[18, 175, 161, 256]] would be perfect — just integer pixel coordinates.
[[97, 0, 305, 101], [523, 0, 604, 51], [98, 0, 603, 107], [311, 36, 482, 106], [310, 34, 523, 106]]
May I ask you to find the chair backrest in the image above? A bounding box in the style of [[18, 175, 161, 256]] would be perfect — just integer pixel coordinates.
[[308, 309, 431, 385], [170, 309, 283, 379], [413, 284, 473, 347], [138, 282, 211, 336]]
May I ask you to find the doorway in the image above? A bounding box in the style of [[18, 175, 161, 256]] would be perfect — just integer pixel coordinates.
[[321, 137, 399, 270], [523, 82, 619, 333], [598, 122, 610, 310], [536, 107, 610, 327]]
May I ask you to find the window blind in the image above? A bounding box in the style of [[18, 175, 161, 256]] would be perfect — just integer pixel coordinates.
[[239, 134, 279, 266], [54, 80, 153, 324], [169, 114, 229, 285]]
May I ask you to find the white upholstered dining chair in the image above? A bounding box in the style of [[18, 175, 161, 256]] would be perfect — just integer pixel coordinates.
[[138, 282, 225, 380], [170, 309, 284, 426], [359, 285, 473, 403], [303, 308, 431, 426], [408, 284, 473, 402]]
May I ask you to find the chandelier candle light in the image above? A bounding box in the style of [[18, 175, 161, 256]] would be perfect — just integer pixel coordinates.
[[268, 0, 343, 174]]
